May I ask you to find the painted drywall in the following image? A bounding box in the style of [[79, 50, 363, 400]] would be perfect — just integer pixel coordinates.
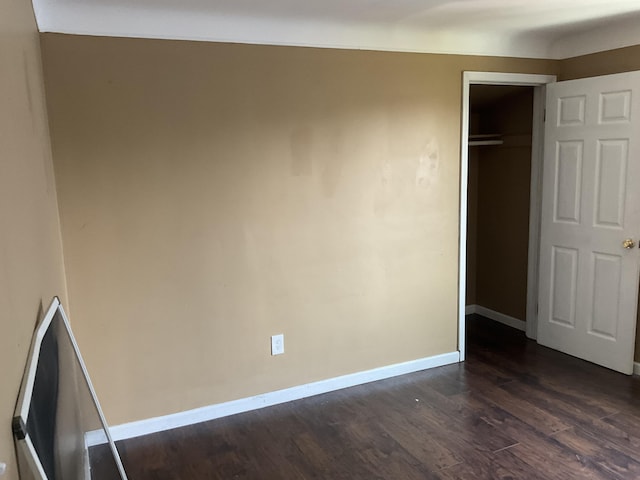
[[559, 44, 640, 363], [470, 89, 534, 321], [559, 45, 640, 81], [0, 2, 67, 478], [41, 33, 557, 426]]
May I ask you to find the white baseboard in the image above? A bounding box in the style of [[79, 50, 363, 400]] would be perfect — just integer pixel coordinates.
[[634, 362, 640, 376], [466, 304, 526, 332], [93, 351, 460, 445]]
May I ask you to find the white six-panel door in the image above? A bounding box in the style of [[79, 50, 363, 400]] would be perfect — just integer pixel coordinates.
[[538, 71, 640, 374]]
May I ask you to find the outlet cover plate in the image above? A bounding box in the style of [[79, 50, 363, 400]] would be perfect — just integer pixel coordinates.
[[271, 334, 284, 355]]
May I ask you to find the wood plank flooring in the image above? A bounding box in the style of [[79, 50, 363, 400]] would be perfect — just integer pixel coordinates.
[[113, 315, 640, 479]]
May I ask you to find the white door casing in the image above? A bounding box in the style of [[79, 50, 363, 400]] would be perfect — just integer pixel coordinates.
[[538, 71, 640, 374]]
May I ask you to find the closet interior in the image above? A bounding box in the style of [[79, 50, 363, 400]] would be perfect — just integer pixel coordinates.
[[466, 85, 535, 326]]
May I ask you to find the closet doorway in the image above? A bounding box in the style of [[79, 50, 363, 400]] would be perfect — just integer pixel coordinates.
[[458, 72, 556, 360], [466, 85, 535, 331]]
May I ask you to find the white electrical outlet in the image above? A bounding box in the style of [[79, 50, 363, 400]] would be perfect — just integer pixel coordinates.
[[0, 462, 7, 476], [271, 334, 284, 355]]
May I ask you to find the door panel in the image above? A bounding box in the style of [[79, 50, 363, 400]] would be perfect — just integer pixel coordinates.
[[594, 140, 627, 228], [550, 246, 578, 327], [590, 252, 621, 339], [538, 71, 640, 374], [554, 141, 583, 223]]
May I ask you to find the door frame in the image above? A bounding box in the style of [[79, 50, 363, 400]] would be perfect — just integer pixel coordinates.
[[458, 71, 556, 361]]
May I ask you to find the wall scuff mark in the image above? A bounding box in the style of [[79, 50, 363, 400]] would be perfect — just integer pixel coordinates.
[[416, 138, 439, 187]]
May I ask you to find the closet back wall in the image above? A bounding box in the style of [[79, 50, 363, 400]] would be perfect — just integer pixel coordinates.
[[472, 89, 534, 322], [41, 34, 556, 425]]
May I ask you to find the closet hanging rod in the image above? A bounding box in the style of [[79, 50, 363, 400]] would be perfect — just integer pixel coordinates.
[[468, 133, 503, 146], [469, 134, 501, 139]]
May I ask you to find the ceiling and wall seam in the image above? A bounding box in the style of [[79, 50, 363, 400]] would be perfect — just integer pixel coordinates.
[[31, 0, 640, 60]]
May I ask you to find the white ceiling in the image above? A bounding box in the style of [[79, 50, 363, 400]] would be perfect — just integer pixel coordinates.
[[33, 0, 640, 59]]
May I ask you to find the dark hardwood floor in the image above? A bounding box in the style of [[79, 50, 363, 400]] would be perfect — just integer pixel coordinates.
[[115, 315, 640, 479]]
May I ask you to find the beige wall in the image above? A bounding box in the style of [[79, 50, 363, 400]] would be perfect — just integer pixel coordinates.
[[559, 45, 640, 81], [0, 2, 67, 479], [559, 45, 640, 363], [41, 33, 556, 426]]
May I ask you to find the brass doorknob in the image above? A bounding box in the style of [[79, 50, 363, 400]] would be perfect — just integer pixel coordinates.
[[623, 238, 636, 249]]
